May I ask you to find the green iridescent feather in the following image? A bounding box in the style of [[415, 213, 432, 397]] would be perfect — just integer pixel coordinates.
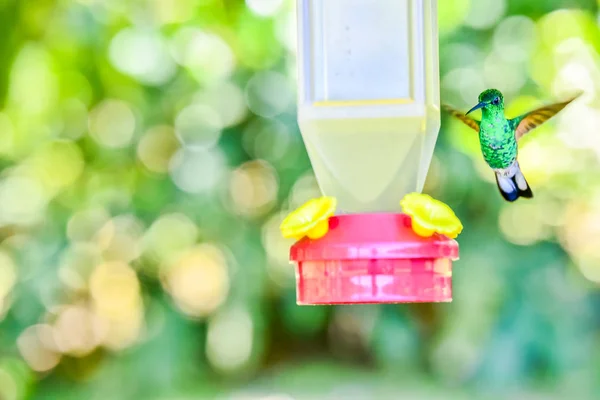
[[443, 89, 581, 170]]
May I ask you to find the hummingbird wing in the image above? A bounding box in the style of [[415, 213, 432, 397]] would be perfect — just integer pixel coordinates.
[[511, 93, 581, 140], [442, 104, 480, 132]]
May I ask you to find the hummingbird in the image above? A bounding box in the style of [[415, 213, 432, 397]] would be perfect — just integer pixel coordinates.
[[443, 89, 580, 202]]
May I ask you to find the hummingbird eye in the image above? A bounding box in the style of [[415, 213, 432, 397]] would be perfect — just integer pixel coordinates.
[[492, 97, 500, 105]]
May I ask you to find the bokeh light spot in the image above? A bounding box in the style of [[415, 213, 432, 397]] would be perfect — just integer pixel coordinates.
[[67, 207, 111, 242], [151, 0, 197, 25], [95, 215, 144, 262], [8, 44, 58, 115], [0, 250, 17, 302], [245, 71, 293, 118], [109, 28, 176, 86], [437, 0, 470, 35], [193, 81, 248, 128], [175, 103, 223, 149], [0, 367, 18, 400], [27, 140, 85, 194], [483, 52, 527, 97], [442, 67, 486, 106], [60, 99, 89, 140], [88, 99, 136, 148], [498, 202, 549, 246], [440, 43, 483, 71], [493, 16, 537, 62], [170, 28, 235, 84], [169, 148, 226, 194], [17, 324, 61, 372], [0, 176, 47, 227], [464, 0, 506, 30], [137, 125, 180, 174], [245, 0, 283, 17], [162, 244, 230, 318], [228, 160, 279, 217], [538, 9, 599, 51], [90, 262, 141, 319], [274, 6, 297, 53], [560, 200, 600, 283], [0, 112, 15, 155], [206, 307, 253, 372], [143, 213, 198, 264], [88, 261, 144, 350], [58, 243, 103, 291], [53, 305, 107, 357], [242, 119, 294, 165]]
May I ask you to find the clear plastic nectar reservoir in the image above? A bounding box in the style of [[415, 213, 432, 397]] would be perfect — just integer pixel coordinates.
[[296, 0, 440, 213]]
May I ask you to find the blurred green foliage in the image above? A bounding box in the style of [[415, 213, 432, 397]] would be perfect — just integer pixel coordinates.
[[0, 0, 598, 399]]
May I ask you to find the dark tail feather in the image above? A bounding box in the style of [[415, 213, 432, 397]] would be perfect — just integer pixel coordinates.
[[494, 164, 533, 202]]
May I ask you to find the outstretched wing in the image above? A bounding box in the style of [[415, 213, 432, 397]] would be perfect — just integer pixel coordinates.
[[511, 92, 582, 140], [442, 104, 480, 133]]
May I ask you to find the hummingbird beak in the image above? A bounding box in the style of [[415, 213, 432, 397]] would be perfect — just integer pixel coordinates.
[[466, 101, 487, 115]]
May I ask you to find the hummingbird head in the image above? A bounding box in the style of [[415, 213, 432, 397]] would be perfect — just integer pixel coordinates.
[[466, 89, 504, 115]]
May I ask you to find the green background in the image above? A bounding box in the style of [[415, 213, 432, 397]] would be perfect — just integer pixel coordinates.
[[0, 0, 598, 399]]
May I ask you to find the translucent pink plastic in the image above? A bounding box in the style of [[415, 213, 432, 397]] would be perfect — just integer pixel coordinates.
[[290, 213, 459, 305]]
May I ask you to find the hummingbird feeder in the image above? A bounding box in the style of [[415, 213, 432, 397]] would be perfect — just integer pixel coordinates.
[[282, 0, 461, 305]]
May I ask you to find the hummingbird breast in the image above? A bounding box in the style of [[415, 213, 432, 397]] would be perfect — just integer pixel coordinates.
[[479, 120, 517, 169]]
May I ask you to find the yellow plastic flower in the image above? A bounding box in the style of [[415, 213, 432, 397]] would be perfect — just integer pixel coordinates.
[[400, 192, 463, 239], [280, 196, 337, 240]]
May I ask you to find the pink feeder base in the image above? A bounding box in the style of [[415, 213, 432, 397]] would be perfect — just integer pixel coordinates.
[[295, 258, 452, 304], [290, 213, 459, 305]]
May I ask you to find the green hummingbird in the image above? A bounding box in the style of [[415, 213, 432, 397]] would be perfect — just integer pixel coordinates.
[[443, 89, 581, 202]]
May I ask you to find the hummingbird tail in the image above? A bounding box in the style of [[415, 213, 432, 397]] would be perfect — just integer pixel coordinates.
[[494, 161, 533, 202]]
